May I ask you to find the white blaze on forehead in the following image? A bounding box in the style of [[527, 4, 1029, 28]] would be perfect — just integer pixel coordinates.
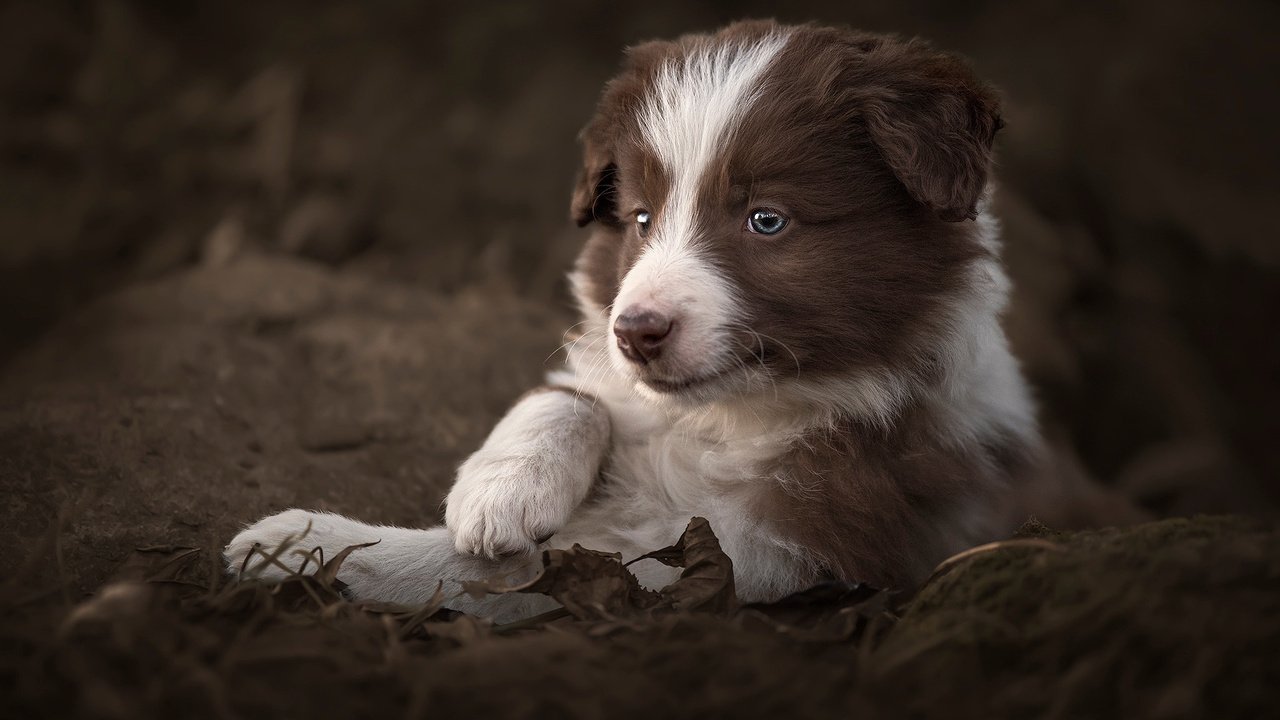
[[638, 31, 792, 243], [611, 32, 791, 384]]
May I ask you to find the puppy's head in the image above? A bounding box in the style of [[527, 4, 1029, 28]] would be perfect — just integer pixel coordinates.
[[570, 21, 1003, 408]]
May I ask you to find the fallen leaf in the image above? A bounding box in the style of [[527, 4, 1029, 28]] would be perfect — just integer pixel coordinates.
[[649, 517, 737, 615]]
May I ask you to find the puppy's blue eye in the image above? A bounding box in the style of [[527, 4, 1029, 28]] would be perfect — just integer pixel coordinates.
[[636, 210, 652, 236], [746, 208, 788, 235]]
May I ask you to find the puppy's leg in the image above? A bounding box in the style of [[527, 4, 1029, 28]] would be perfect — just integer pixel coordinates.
[[445, 386, 610, 558], [224, 509, 556, 621]]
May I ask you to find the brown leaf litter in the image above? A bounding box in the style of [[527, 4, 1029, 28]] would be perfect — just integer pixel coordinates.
[[3, 515, 1278, 719]]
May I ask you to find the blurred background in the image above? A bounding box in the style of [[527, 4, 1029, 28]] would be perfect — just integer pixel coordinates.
[[1, 0, 1277, 580]]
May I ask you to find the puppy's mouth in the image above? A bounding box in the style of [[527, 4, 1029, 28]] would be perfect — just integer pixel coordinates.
[[624, 335, 781, 401], [640, 369, 730, 394], [610, 327, 778, 402]]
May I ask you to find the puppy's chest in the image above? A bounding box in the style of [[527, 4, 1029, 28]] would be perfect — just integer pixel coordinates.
[[601, 411, 797, 509]]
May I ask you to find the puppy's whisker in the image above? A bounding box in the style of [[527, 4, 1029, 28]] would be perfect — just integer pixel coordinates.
[[567, 336, 607, 421], [728, 323, 801, 382], [732, 337, 780, 404], [568, 336, 609, 414], [547, 328, 602, 365]]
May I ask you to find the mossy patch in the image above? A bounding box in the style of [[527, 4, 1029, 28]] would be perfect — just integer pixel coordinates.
[[874, 516, 1280, 717]]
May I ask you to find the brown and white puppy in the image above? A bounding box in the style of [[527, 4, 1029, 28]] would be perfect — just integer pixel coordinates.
[[226, 21, 1041, 620]]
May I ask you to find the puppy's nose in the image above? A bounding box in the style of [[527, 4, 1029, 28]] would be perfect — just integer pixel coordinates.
[[614, 309, 673, 364]]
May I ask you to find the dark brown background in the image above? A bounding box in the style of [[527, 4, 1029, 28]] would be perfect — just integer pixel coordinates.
[[1, 0, 1277, 597]]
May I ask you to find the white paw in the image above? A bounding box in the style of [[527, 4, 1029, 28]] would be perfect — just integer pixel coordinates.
[[225, 508, 360, 580], [444, 454, 578, 559]]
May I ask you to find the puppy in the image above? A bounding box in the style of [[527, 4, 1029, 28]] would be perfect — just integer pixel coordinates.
[[226, 20, 1041, 621]]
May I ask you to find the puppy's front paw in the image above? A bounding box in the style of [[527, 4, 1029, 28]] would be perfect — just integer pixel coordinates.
[[445, 455, 576, 559], [225, 508, 342, 580]]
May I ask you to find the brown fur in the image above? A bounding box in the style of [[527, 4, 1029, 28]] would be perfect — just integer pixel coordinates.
[[570, 21, 1034, 591], [757, 411, 1041, 590], [571, 22, 1001, 382]]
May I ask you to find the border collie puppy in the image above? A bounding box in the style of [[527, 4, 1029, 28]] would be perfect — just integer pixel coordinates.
[[226, 20, 1040, 620]]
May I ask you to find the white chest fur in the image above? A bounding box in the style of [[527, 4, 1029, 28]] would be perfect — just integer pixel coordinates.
[[548, 359, 824, 600]]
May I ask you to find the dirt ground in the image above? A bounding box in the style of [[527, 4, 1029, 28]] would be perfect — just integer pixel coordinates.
[[1, 0, 1278, 717]]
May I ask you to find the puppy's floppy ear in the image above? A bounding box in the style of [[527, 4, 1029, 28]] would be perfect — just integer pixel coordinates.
[[854, 40, 1003, 222], [570, 127, 618, 227], [570, 39, 678, 228]]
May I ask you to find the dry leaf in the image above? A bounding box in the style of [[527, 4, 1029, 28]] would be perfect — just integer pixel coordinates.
[[649, 516, 737, 615]]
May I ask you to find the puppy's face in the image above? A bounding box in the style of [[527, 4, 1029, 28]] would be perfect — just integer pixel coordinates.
[[571, 22, 1002, 406]]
